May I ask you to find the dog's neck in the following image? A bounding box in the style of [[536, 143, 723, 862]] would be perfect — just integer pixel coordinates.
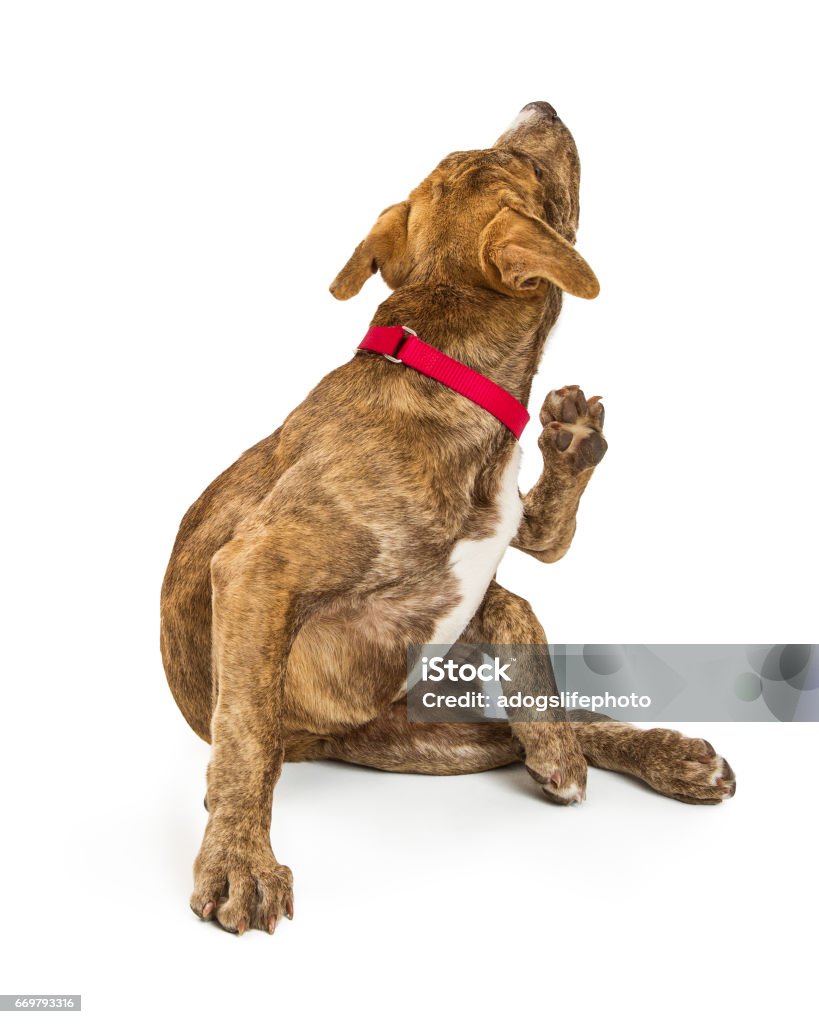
[[371, 283, 563, 407]]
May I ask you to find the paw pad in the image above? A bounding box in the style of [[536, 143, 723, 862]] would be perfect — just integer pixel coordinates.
[[539, 386, 607, 470]]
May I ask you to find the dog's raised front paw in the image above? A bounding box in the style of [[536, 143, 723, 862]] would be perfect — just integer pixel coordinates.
[[191, 834, 294, 935], [539, 385, 607, 471], [635, 729, 737, 805]]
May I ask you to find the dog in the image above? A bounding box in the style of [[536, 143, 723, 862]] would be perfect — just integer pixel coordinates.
[[160, 101, 736, 936]]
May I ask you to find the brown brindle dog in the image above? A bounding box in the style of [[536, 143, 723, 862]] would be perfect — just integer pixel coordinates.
[[160, 102, 735, 936]]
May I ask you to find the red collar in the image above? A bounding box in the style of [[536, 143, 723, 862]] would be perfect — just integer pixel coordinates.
[[356, 325, 530, 439]]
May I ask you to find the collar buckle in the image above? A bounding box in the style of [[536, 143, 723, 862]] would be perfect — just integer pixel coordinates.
[[383, 324, 417, 363]]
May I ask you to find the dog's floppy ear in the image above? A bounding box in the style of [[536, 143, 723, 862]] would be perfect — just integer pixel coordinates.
[[479, 206, 599, 299], [329, 202, 410, 300]]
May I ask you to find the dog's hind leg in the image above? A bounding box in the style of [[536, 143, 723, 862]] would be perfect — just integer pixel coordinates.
[[319, 701, 521, 774], [161, 428, 287, 742], [467, 584, 736, 805], [566, 713, 736, 805], [160, 556, 214, 742], [319, 707, 735, 804]]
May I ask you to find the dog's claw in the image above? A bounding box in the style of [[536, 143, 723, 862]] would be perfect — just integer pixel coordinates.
[[285, 896, 294, 920], [192, 851, 293, 935], [268, 915, 278, 934], [697, 739, 717, 763]]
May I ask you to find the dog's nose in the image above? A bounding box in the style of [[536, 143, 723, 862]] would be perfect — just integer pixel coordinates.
[[520, 101, 561, 122], [494, 102, 572, 163]]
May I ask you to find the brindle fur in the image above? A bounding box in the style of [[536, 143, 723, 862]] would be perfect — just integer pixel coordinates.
[[160, 102, 735, 936]]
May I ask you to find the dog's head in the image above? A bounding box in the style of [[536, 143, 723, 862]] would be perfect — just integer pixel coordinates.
[[330, 101, 598, 303]]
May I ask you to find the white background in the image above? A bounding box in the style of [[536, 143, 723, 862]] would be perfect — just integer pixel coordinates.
[[1, 1, 816, 1021]]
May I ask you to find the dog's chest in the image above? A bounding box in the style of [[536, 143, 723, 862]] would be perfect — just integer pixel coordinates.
[[428, 445, 523, 647]]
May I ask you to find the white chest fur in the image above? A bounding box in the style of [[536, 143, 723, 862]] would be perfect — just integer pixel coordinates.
[[429, 445, 523, 647]]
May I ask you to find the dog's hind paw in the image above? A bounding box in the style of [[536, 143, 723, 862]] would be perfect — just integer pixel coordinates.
[[634, 729, 737, 805], [539, 385, 607, 472]]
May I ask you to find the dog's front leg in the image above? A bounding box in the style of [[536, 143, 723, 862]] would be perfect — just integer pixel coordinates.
[[466, 581, 587, 804], [513, 386, 607, 562], [190, 538, 294, 935]]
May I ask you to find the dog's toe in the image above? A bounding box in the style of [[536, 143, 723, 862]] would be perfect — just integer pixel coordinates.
[[526, 754, 588, 805], [192, 842, 294, 935]]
